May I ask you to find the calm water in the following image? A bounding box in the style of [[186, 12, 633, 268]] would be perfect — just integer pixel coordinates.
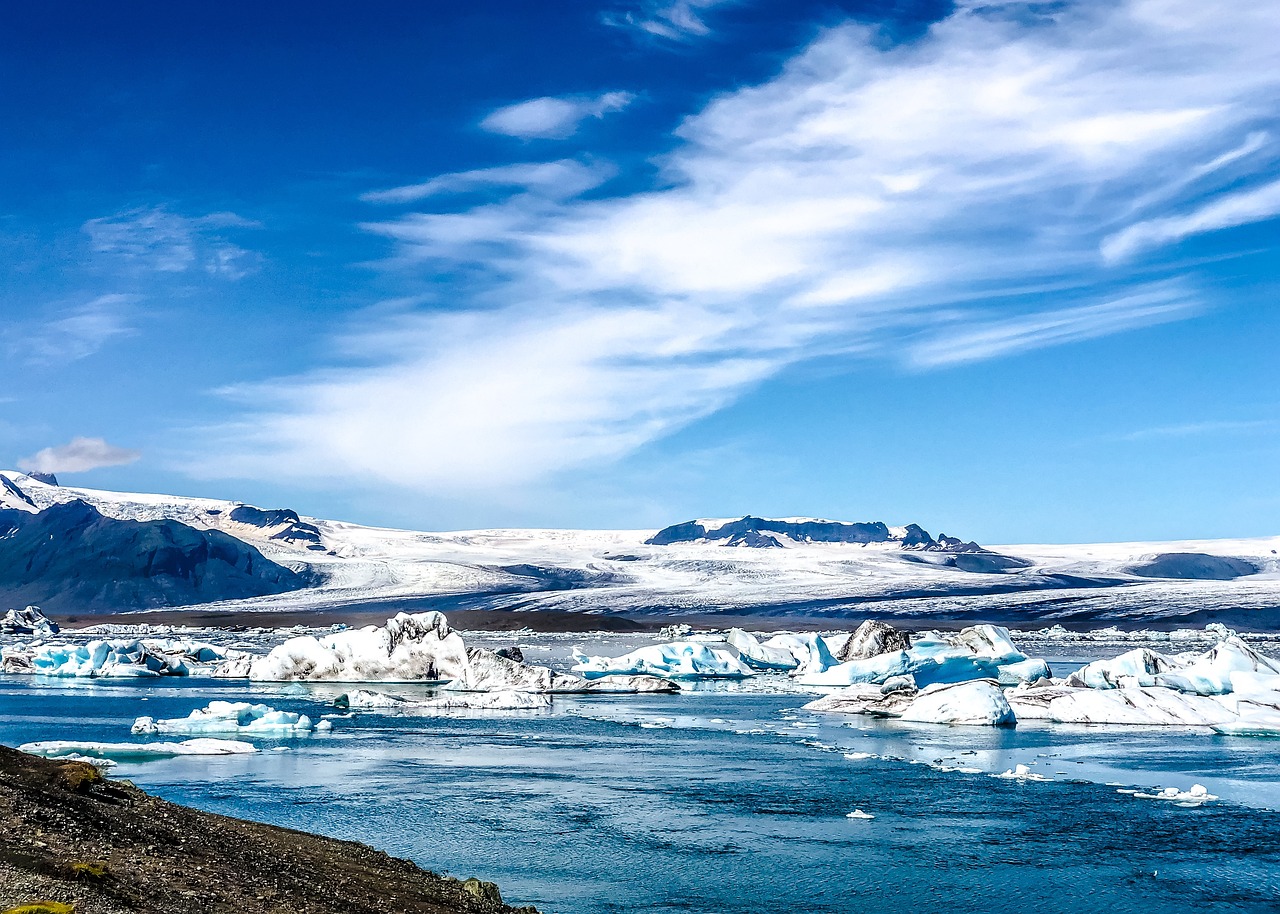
[[3, 667, 1280, 914]]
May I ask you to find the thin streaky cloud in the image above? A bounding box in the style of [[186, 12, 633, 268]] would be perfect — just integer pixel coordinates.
[[604, 0, 734, 42], [7, 294, 138, 365], [480, 92, 634, 140], [1118, 419, 1276, 442], [361, 160, 614, 205], [1103, 177, 1280, 263], [907, 286, 1199, 369]]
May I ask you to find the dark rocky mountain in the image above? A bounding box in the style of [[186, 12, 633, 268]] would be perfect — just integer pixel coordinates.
[[646, 516, 985, 552], [222, 504, 327, 551], [0, 500, 311, 614]]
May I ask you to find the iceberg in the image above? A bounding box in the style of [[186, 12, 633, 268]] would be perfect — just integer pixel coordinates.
[[0, 638, 244, 677], [726, 629, 837, 672], [0, 605, 59, 636], [1035, 686, 1237, 726], [20, 738, 259, 759], [796, 624, 1042, 689], [249, 611, 470, 682], [845, 809, 875, 820], [131, 700, 327, 737], [572, 640, 755, 680], [996, 764, 1051, 782], [832, 620, 911, 662], [1063, 636, 1280, 696], [898, 680, 1016, 727], [806, 679, 1015, 726], [1130, 784, 1217, 804]]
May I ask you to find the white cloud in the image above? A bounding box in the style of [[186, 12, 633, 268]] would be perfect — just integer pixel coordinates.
[[907, 285, 1198, 368], [605, 0, 734, 42], [361, 160, 614, 204], [1102, 177, 1280, 262], [1119, 419, 1275, 442], [196, 0, 1280, 493], [20, 437, 141, 474], [7, 294, 137, 364], [480, 92, 634, 140], [83, 207, 262, 278]]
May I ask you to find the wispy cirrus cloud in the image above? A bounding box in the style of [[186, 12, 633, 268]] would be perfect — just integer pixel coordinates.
[[1119, 419, 1276, 442], [604, 0, 735, 42], [83, 206, 262, 279], [6, 294, 138, 365], [361, 160, 615, 205], [20, 436, 141, 474], [480, 92, 634, 140], [193, 0, 1280, 494]]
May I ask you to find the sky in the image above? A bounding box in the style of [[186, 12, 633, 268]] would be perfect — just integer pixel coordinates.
[[1, 0, 1278, 543]]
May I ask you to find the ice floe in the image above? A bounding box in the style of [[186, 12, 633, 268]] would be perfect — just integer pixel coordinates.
[[131, 700, 327, 737], [1, 638, 248, 677], [796, 624, 1045, 689], [1125, 784, 1218, 805], [20, 738, 259, 759], [995, 764, 1051, 782], [249, 611, 469, 682], [0, 605, 59, 636], [845, 809, 875, 819], [572, 640, 755, 680], [899, 680, 1016, 726]]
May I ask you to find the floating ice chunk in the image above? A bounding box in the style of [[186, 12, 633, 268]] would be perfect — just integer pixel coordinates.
[[846, 809, 875, 819], [1131, 784, 1217, 804], [996, 764, 1050, 782], [581, 675, 680, 693], [832, 621, 911, 662], [572, 641, 755, 680], [249, 611, 469, 682], [1065, 637, 1280, 696], [843, 751, 876, 760], [334, 689, 410, 710], [1, 637, 247, 678], [726, 630, 836, 672], [131, 700, 323, 737], [416, 690, 552, 711], [726, 629, 797, 670], [21, 738, 259, 759], [899, 680, 1016, 727], [996, 658, 1051, 686], [1040, 686, 1237, 726], [804, 685, 914, 717], [0, 605, 59, 636]]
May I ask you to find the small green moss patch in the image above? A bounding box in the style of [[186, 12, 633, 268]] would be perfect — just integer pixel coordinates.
[[3, 902, 76, 914], [68, 860, 109, 880]]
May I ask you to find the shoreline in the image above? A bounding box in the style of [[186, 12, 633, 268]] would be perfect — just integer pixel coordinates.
[[0, 745, 534, 914]]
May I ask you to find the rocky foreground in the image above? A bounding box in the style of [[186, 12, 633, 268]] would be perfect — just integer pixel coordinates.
[[0, 746, 533, 914]]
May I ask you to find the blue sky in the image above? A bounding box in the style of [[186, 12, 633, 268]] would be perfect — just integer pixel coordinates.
[[1, 0, 1278, 542]]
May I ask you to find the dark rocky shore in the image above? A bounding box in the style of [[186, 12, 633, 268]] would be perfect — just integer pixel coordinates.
[[0, 746, 535, 914]]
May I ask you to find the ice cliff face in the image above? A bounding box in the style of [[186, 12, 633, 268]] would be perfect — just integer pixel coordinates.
[[0, 499, 312, 613]]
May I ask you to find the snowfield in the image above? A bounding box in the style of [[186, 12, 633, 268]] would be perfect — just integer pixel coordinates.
[[2, 470, 1279, 627]]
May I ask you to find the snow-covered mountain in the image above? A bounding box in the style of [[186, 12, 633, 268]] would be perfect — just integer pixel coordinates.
[[1, 469, 1279, 628]]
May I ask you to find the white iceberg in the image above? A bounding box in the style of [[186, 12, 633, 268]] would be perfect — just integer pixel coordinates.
[[1064, 636, 1280, 696], [806, 678, 1014, 726], [131, 700, 327, 737], [1130, 784, 1217, 804], [846, 809, 875, 819], [1, 638, 245, 678], [898, 680, 1016, 727], [1034, 686, 1237, 726], [796, 624, 1043, 689], [572, 640, 755, 680], [995, 764, 1050, 781], [726, 629, 836, 672], [249, 611, 469, 682], [0, 605, 59, 636], [20, 738, 259, 759]]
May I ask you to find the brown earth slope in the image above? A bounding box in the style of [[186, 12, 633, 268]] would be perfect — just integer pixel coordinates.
[[0, 746, 535, 914]]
